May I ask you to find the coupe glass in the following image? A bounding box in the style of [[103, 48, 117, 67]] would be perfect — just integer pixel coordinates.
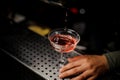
[[48, 28, 80, 68]]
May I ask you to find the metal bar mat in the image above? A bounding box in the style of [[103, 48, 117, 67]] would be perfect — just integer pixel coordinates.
[[0, 29, 78, 80]]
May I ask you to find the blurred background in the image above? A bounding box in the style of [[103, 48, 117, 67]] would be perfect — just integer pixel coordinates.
[[0, 0, 120, 80]]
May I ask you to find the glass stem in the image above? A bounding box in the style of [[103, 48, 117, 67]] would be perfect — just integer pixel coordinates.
[[60, 53, 67, 68]]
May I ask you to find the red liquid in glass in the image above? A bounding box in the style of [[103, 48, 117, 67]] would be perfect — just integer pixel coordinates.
[[50, 34, 77, 53]]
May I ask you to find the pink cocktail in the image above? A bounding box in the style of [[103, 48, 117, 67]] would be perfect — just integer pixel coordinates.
[[50, 34, 78, 53]]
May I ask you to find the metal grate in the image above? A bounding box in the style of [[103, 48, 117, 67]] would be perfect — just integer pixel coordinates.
[[0, 29, 80, 80]]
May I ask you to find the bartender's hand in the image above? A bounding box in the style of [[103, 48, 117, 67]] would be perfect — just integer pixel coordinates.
[[59, 55, 109, 80]]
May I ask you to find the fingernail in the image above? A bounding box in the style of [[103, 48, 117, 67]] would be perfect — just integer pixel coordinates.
[[59, 68, 62, 72], [59, 74, 62, 78], [68, 58, 73, 61]]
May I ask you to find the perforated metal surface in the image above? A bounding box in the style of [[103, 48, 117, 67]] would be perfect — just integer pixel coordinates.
[[0, 29, 80, 80]]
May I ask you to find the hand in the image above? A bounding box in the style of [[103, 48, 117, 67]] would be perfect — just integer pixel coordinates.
[[59, 55, 109, 80]]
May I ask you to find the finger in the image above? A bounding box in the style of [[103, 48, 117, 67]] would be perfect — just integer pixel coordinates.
[[68, 56, 83, 62], [59, 66, 84, 79], [71, 70, 93, 80], [87, 76, 97, 80], [59, 60, 81, 73]]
